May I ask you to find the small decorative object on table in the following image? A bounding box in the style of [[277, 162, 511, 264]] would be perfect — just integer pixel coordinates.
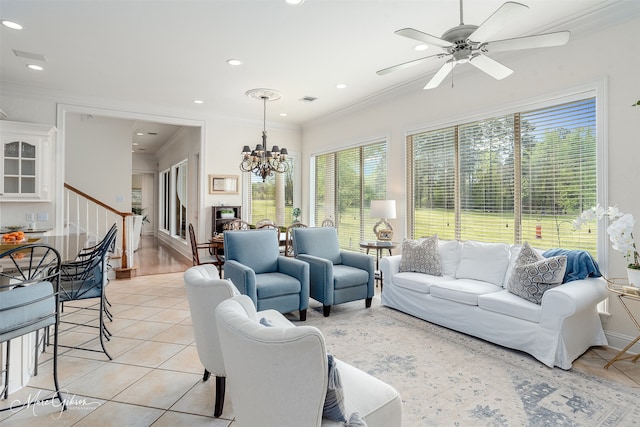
[[220, 209, 235, 219], [574, 205, 640, 287], [377, 229, 393, 241], [292, 207, 301, 223]]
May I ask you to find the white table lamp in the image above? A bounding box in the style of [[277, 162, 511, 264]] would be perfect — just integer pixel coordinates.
[[370, 200, 396, 241]]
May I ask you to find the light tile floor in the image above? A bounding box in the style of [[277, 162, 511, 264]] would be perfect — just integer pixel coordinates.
[[1, 272, 639, 426]]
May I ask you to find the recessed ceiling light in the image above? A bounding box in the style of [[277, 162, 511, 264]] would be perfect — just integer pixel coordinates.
[[136, 132, 144, 136], [193, 99, 204, 104], [285, 0, 305, 5], [2, 20, 22, 30], [226, 59, 243, 66], [336, 84, 347, 89], [414, 44, 429, 51], [27, 64, 43, 71], [280, 113, 288, 117], [132, 142, 139, 146]]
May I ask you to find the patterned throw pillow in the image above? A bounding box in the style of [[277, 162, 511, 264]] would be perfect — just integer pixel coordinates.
[[507, 242, 567, 304], [399, 236, 442, 276], [323, 354, 367, 426]]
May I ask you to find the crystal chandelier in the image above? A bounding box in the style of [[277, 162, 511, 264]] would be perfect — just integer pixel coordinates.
[[240, 89, 289, 182]]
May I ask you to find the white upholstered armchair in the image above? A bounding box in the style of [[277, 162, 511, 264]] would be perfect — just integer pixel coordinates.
[[215, 295, 402, 427], [183, 265, 293, 417]]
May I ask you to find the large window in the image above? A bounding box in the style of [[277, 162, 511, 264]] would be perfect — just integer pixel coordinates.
[[245, 158, 295, 226], [314, 141, 387, 249], [408, 97, 597, 253], [159, 159, 188, 240]]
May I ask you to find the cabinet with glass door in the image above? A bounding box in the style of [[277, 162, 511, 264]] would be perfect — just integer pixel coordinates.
[[0, 121, 55, 201]]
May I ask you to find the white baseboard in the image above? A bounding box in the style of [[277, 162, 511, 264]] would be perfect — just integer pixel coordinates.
[[604, 330, 640, 355]]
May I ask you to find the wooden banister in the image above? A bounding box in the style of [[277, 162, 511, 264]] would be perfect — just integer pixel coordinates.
[[64, 183, 134, 269]]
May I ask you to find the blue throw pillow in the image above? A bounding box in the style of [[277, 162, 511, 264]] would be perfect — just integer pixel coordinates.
[[542, 249, 602, 283]]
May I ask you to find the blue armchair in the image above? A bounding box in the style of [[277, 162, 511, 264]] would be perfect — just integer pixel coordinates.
[[292, 227, 374, 317], [223, 229, 309, 320]]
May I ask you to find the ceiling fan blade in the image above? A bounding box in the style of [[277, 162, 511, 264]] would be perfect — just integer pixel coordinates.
[[376, 53, 447, 76], [395, 28, 452, 48], [483, 31, 570, 53], [469, 1, 529, 43], [469, 54, 513, 80], [424, 60, 456, 90]]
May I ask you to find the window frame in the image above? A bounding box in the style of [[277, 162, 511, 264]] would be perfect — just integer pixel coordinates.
[[158, 158, 189, 240], [311, 138, 389, 250], [406, 84, 607, 265]]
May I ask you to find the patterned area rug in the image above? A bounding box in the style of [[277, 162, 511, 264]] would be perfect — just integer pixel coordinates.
[[301, 296, 640, 426]]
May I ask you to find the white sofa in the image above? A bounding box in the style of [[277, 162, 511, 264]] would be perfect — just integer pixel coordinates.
[[380, 239, 609, 369]]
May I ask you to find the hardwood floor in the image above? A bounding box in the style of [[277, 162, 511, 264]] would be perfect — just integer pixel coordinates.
[[132, 235, 192, 276]]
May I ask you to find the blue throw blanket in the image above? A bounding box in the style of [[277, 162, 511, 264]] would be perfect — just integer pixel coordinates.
[[542, 249, 602, 283]]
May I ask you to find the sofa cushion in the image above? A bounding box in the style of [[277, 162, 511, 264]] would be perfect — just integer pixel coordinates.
[[430, 279, 503, 306], [392, 272, 455, 294], [455, 241, 510, 286], [399, 236, 442, 276], [256, 272, 302, 299], [438, 239, 461, 277], [507, 242, 567, 304], [333, 265, 369, 290], [478, 289, 541, 323]]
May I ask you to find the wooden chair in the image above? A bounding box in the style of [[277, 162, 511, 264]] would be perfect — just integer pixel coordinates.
[[284, 222, 308, 257], [256, 218, 276, 229], [222, 220, 251, 231], [188, 223, 222, 274], [321, 218, 335, 227]]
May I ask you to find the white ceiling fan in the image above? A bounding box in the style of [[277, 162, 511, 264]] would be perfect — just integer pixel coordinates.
[[377, 0, 570, 89]]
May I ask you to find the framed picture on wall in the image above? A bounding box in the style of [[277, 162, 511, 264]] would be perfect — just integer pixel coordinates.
[[209, 175, 239, 194]]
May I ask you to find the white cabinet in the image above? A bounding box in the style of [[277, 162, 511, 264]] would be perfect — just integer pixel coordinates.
[[0, 121, 55, 201]]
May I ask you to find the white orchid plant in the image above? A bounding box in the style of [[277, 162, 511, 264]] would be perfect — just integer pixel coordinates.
[[573, 205, 640, 270]]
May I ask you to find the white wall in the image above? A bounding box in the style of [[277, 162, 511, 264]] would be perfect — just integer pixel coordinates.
[[301, 16, 640, 345], [65, 113, 133, 209]]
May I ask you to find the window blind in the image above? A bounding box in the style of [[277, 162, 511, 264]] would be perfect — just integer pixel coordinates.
[[313, 141, 387, 249], [408, 96, 597, 253], [408, 128, 456, 240], [458, 115, 514, 242], [520, 98, 597, 251]]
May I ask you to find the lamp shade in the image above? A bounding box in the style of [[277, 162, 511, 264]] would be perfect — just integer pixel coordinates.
[[370, 200, 396, 219]]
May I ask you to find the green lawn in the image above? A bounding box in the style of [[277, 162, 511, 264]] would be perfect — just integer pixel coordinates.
[[252, 202, 598, 255], [334, 207, 597, 254]]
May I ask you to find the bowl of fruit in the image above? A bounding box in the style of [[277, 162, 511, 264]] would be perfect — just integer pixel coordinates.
[[1, 230, 39, 253]]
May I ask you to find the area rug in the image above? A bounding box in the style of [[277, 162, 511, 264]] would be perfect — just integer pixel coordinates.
[[301, 297, 640, 426]]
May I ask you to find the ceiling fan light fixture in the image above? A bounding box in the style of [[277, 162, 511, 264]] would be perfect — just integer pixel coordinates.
[[414, 44, 429, 51], [379, 0, 569, 90]]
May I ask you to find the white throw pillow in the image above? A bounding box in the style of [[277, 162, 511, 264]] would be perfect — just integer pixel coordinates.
[[438, 239, 461, 277], [455, 240, 511, 286]]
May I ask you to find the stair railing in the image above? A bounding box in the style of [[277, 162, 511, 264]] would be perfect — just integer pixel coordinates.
[[63, 183, 134, 269]]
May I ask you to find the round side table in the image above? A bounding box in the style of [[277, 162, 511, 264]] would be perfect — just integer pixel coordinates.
[[359, 241, 398, 289]]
